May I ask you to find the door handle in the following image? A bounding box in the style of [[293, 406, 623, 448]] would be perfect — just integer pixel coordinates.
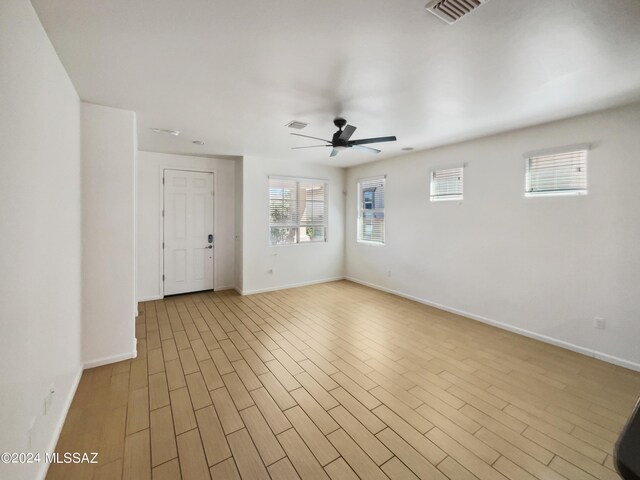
[[205, 245, 213, 249]]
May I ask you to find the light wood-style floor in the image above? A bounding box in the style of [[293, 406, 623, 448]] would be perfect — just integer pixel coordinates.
[[48, 280, 640, 480]]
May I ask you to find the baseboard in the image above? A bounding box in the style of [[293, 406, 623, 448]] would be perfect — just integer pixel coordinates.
[[594, 352, 640, 372], [215, 285, 236, 291], [83, 350, 137, 369], [139, 287, 236, 300], [345, 276, 640, 373], [137, 294, 162, 302], [240, 276, 346, 296], [38, 366, 83, 480]]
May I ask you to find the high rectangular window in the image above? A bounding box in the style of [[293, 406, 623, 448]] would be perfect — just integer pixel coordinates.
[[357, 176, 385, 244], [430, 167, 463, 201], [269, 177, 327, 245], [525, 148, 588, 197]]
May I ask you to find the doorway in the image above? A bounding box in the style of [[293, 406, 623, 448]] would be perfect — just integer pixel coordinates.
[[163, 169, 214, 295]]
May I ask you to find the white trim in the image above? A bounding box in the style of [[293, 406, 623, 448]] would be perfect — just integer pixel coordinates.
[[83, 350, 137, 369], [593, 352, 640, 372], [137, 294, 162, 302], [240, 276, 345, 296], [37, 366, 83, 480], [356, 174, 387, 182], [356, 240, 385, 247], [430, 196, 463, 202], [524, 190, 587, 198], [268, 174, 329, 182], [523, 143, 591, 159], [345, 276, 640, 373]]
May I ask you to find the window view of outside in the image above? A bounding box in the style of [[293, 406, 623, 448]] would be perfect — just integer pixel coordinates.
[[269, 178, 327, 245], [358, 177, 385, 244]]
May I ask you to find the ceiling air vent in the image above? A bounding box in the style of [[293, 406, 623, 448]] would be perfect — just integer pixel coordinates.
[[285, 120, 309, 130], [425, 0, 490, 24]]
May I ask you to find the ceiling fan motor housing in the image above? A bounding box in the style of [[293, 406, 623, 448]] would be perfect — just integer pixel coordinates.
[[332, 132, 349, 147], [332, 118, 350, 147], [333, 117, 347, 129]]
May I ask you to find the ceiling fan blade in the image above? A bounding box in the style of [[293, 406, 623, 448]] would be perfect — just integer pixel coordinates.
[[291, 145, 331, 149], [352, 145, 381, 154], [349, 135, 397, 146], [290, 132, 332, 143], [330, 148, 339, 157], [338, 124, 357, 141]]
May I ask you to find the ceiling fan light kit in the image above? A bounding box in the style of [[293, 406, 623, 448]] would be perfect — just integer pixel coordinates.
[[291, 117, 397, 157]]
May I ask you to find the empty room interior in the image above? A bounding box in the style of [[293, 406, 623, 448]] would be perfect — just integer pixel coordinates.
[[2, 0, 640, 479]]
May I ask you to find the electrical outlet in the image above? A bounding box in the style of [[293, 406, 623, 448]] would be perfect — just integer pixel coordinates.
[[594, 317, 606, 330]]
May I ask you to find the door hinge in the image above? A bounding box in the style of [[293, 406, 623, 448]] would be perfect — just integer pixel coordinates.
[[162, 274, 165, 281], [162, 209, 164, 217], [162, 242, 164, 249], [162, 177, 165, 184]]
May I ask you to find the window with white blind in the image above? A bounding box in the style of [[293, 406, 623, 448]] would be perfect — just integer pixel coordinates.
[[269, 176, 328, 245], [430, 167, 463, 201], [357, 176, 385, 244], [525, 147, 588, 197]]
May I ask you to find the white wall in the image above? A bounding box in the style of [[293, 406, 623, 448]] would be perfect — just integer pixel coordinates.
[[81, 103, 137, 367], [241, 156, 345, 294], [346, 103, 640, 370], [136, 151, 236, 300], [235, 158, 244, 291], [0, 1, 82, 479]]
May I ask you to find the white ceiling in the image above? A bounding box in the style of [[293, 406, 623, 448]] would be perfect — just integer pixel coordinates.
[[32, 0, 640, 167]]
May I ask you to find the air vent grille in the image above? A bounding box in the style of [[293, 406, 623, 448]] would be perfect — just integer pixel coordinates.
[[285, 120, 309, 130], [425, 0, 489, 24]]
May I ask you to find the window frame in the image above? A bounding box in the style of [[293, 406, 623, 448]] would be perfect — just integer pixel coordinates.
[[430, 166, 464, 202], [268, 176, 329, 246], [357, 175, 386, 246], [523, 144, 589, 198]]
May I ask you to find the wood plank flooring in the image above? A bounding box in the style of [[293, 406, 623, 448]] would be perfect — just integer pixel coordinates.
[[47, 280, 640, 480]]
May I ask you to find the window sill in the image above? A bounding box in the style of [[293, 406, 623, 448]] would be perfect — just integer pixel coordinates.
[[356, 240, 385, 247], [525, 190, 588, 198], [269, 241, 328, 247]]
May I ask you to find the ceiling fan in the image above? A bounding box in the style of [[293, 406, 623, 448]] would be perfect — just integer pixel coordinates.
[[291, 118, 397, 157]]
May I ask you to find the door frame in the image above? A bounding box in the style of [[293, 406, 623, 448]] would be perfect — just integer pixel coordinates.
[[159, 167, 216, 298]]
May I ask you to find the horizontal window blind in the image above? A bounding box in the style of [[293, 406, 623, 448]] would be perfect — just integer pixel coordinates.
[[431, 167, 463, 201], [525, 150, 587, 196], [269, 178, 298, 226], [357, 176, 385, 244], [299, 182, 327, 227], [269, 177, 327, 245]]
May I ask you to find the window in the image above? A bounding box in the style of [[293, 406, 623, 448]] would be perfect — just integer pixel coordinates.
[[525, 147, 588, 197], [430, 167, 463, 201], [269, 176, 327, 245], [357, 176, 385, 244]]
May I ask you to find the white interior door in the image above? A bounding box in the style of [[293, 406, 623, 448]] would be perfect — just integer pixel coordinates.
[[163, 169, 214, 295]]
